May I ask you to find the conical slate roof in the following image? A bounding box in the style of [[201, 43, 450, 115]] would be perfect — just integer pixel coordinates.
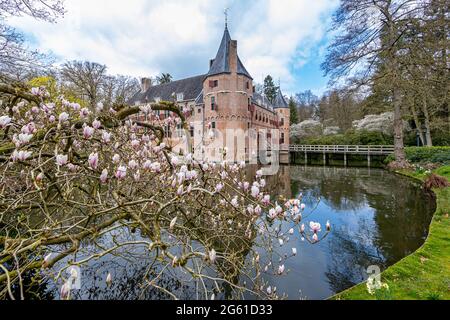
[[274, 88, 289, 109], [207, 26, 253, 80]]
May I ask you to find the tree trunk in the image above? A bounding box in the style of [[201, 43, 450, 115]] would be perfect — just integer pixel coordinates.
[[393, 87, 406, 163], [421, 96, 433, 147], [411, 105, 425, 146]]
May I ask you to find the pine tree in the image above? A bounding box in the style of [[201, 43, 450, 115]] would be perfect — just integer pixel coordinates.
[[263, 75, 277, 104], [289, 97, 299, 125]]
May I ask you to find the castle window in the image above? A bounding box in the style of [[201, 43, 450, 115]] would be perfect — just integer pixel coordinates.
[[246, 82, 250, 90], [211, 122, 216, 129], [209, 80, 219, 88], [198, 108, 201, 114], [280, 133, 285, 144], [190, 125, 194, 138], [177, 93, 184, 101], [211, 96, 217, 111], [280, 118, 284, 126]]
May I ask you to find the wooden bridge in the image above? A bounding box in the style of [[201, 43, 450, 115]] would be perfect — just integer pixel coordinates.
[[289, 145, 395, 166]]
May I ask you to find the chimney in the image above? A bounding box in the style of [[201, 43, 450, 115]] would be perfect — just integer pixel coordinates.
[[141, 78, 152, 92], [229, 40, 238, 74]]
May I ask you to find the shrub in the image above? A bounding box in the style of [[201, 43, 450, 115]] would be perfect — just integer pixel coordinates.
[[424, 174, 450, 190], [385, 147, 450, 165]]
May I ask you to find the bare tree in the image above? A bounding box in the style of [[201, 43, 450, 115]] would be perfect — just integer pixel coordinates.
[[0, 0, 64, 80], [61, 61, 107, 109], [322, 0, 428, 166]]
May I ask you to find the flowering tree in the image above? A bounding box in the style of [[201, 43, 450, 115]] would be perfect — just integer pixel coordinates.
[[0, 84, 330, 300]]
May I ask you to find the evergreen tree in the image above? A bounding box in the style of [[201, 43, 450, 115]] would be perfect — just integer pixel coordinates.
[[289, 97, 299, 125], [263, 75, 277, 103]]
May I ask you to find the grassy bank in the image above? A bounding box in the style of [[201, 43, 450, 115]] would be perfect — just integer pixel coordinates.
[[332, 165, 450, 300]]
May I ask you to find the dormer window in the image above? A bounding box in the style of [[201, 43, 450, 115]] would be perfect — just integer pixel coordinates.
[[209, 80, 219, 88], [177, 93, 184, 101]]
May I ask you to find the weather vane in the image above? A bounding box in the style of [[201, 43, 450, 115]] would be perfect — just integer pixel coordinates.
[[224, 7, 229, 28]]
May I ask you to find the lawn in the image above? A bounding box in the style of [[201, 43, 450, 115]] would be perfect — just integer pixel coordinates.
[[332, 165, 450, 300]]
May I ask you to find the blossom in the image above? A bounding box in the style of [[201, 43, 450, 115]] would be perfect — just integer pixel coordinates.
[[289, 228, 294, 235], [115, 166, 127, 180], [312, 233, 319, 243], [256, 170, 263, 178], [170, 217, 177, 230], [242, 182, 250, 191], [247, 205, 254, 215], [254, 205, 262, 216], [128, 160, 138, 170], [60, 282, 71, 300], [251, 185, 260, 198], [260, 179, 266, 188], [262, 195, 271, 206], [83, 126, 94, 139], [0, 115, 12, 128], [209, 249, 217, 264], [56, 154, 68, 166], [301, 203, 306, 210], [292, 248, 297, 256], [326, 221, 331, 232], [58, 112, 69, 123], [106, 273, 112, 286], [36, 172, 45, 182], [18, 133, 33, 145], [131, 139, 140, 149], [215, 183, 224, 193], [112, 154, 120, 164], [92, 119, 102, 129], [231, 197, 239, 208], [88, 152, 99, 170], [309, 222, 321, 234], [278, 238, 284, 246], [268, 209, 277, 220], [177, 185, 183, 196], [100, 169, 108, 184], [49, 115, 56, 122], [278, 265, 285, 275], [133, 171, 141, 182], [300, 224, 305, 233], [96, 102, 104, 112], [80, 108, 90, 118], [31, 87, 41, 96], [102, 131, 111, 143]]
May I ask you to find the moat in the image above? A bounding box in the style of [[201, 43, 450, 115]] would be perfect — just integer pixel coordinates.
[[34, 166, 436, 300]]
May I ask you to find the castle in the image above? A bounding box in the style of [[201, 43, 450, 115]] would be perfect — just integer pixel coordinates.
[[131, 22, 290, 163]]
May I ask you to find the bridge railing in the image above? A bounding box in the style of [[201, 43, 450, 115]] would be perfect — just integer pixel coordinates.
[[289, 145, 395, 154]]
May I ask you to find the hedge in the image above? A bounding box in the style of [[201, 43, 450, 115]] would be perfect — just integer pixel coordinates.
[[385, 147, 450, 165]]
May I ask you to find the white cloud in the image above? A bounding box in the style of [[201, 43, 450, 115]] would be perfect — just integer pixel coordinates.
[[9, 0, 338, 93]]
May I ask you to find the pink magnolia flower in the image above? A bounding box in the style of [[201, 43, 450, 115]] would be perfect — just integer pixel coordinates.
[[83, 126, 94, 139], [231, 197, 239, 208], [260, 179, 266, 188], [301, 224, 306, 233], [242, 181, 250, 191], [254, 205, 262, 216], [18, 133, 33, 145], [59, 112, 69, 123], [278, 265, 285, 275], [247, 205, 254, 215], [92, 119, 102, 129], [262, 195, 271, 206], [215, 183, 224, 193], [106, 273, 112, 286], [209, 249, 217, 264], [289, 228, 294, 235], [12, 150, 32, 162], [301, 203, 306, 210], [100, 169, 108, 184], [31, 87, 40, 96], [133, 171, 141, 182], [112, 154, 120, 164], [0, 116, 11, 128], [88, 152, 99, 170], [102, 131, 111, 143], [312, 233, 319, 243], [256, 170, 263, 179], [128, 160, 138, 170], [309, 222, 321, 234], [80, 108, 90, 118], [268, 209, 277, 220], [177, 185, 183, 196], [251, 185, 260, 198], [56, 154, 68, 166], [170, 216, 177, 230], [131, 139, 140, 149], [49, 115, 56, 122], [115, 166, 127, 180]]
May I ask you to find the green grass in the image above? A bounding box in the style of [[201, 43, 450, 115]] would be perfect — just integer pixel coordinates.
[[332, 165, 450, 300]]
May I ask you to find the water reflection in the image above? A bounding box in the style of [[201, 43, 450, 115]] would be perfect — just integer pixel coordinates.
[[24, 166, 435, 300]]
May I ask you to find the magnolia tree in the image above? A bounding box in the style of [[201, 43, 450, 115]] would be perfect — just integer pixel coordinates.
[[290, 120, 323, 141], [0, 85, 330, 300], [352, 112, 395, 135]]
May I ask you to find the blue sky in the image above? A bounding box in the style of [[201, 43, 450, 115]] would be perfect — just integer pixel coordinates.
[[10, 0, 339, 97]]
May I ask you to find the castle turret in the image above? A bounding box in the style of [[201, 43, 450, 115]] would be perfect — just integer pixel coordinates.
[[274, 87, 290, 149], [203, 24, 254, 162]]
